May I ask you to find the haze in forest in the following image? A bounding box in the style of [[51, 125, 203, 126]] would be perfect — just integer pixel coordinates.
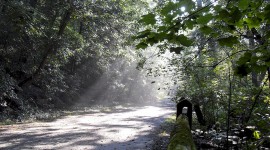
[[77, 48, 175, 107]]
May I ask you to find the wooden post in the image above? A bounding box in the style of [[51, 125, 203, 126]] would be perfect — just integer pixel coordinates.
[[176, 99, 193, 128]]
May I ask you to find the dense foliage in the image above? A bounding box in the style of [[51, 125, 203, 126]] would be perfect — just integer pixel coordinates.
[[0, 0, 148, 120], [135, 0, 270, 148]]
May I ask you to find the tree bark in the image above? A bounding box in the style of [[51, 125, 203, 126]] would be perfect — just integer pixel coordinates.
[[194, 104, 205, 125]]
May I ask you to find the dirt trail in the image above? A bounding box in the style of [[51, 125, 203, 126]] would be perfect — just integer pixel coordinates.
[[0, 101, 174, 150]]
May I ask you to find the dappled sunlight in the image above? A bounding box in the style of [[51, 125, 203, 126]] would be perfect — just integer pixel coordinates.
[[0, 48, 176, 149], [0, 100, 174, 149]]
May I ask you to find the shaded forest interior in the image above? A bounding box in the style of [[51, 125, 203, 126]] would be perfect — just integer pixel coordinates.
[[0, 0, 163, 121]]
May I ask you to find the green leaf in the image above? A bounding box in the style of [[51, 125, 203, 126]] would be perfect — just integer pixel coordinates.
[[170, 47, 184, 54], [213, 5, 222, 12], [156, 32, 168, 41], [164, 33, 175, 41], [250, 55, 259, 64], [146, 37, 158, 46], [218, 9, 230, 20], [217, 36, 239, 47], [196, 14, 213, 24], [175, 34, 193, 47], [157, 26, 167, 32], [237, 52, 252, 65], [253, 64, 267, 73], [239, 0, 250, 10], [243, 17, 261, 28], [184, 20, 195, 29], [161, 2, 175, 16], [136, 42, 148, 49], [199, 26, 212, 35], [139, 13, 156, 25], [231, 7, 242, 23], [164, 14, 174, 24], [265, 61, 270, 66], [264, 4, 270, 23], [135, 29, 151, 39]]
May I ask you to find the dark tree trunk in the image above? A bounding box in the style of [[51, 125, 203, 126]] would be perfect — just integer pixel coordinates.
[[194, 104, 206, 125]]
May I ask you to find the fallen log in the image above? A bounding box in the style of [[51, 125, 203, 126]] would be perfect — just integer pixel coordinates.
[[168, 115, 196, 150]]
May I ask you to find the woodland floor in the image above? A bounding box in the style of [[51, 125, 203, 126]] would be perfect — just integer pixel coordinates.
[[0, 100, 175, 150]]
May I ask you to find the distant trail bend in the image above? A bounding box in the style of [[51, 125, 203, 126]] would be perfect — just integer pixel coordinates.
[[0, 100, 174, 150]]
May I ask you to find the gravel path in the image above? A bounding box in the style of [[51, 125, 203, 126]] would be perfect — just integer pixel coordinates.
[[0, 101, 174, 150]]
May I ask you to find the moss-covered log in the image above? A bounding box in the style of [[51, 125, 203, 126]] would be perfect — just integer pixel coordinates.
[[168, 115, 196, 150]]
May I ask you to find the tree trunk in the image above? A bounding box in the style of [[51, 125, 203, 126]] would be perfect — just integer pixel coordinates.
[[194, 104, 205, 125], [265, 25, 270, 88], [18, 42, 54, 87], [79, 21, 83, 34], [245, 28, 270, 123], [58, 7, 73, 36], [18, 3, 74, 87]]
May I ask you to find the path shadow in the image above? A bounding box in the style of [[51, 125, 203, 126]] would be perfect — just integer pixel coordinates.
[[0, 101, 175, 150]]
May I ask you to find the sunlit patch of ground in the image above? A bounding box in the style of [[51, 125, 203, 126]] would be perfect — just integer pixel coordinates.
[[0, 100, 174, 150]]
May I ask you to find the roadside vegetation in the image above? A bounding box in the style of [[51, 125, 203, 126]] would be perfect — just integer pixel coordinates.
[[135, 0, 270, 149]]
